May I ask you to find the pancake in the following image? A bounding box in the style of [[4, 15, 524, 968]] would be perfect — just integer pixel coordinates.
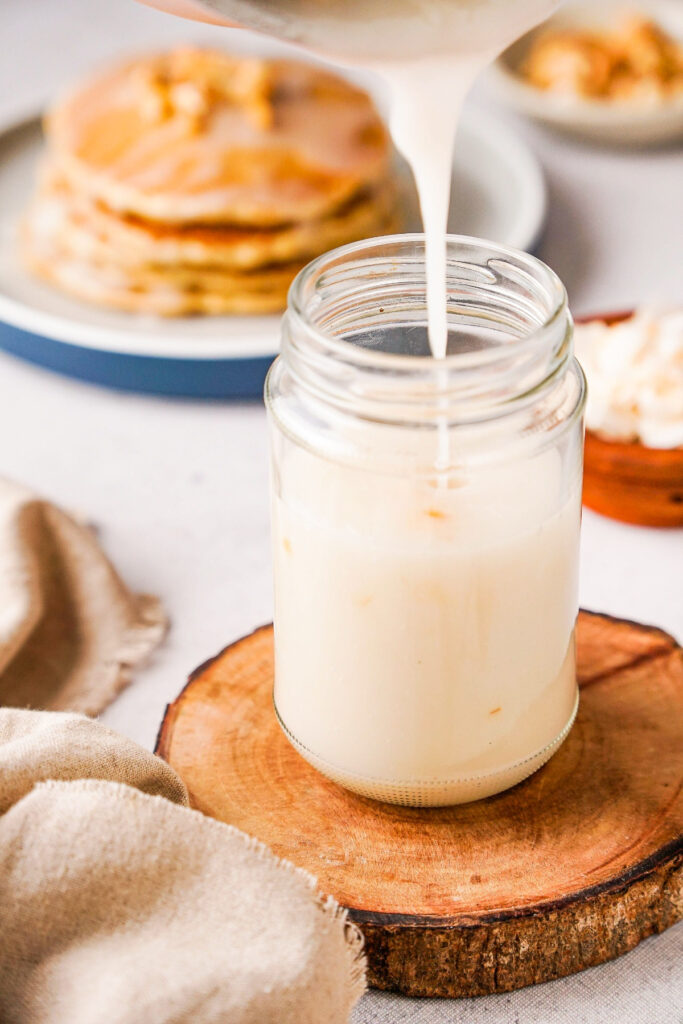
[[21, 205, 402, 316], [46, 49, 391, 227], [22, 48, 402, 317], [22, 224, 306, 315], [28, 164, 400, 272]]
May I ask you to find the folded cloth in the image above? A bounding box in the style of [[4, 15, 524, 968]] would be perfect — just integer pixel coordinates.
[[0, 479, 167, 714], [0, 708, 366, 1024]]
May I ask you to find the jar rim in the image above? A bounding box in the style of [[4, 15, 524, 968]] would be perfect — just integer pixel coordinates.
[[286, 232, 568, 375], [275, 233, 579, 429]]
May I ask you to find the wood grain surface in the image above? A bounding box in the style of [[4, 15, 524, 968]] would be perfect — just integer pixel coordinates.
[[157, 610, 683, 998], [583, 430, 683, 527]]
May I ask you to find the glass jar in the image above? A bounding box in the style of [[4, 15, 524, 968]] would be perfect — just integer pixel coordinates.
[[266, 235, 585, 807]]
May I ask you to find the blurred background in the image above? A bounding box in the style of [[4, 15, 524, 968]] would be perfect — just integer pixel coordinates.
[[5, 0, 682, 313]]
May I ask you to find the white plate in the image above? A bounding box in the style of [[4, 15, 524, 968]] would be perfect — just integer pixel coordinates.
[[488, 0, 683, 146], [0, 111, 546, 361]]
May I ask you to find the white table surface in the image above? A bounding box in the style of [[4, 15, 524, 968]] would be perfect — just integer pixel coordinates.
[[3, 2, 682, 1022]]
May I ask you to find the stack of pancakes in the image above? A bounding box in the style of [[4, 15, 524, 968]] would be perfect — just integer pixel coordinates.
[[22, 49, 399, 315]]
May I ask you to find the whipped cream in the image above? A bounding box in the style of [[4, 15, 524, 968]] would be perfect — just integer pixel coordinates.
[[575, 308, 683, 449]]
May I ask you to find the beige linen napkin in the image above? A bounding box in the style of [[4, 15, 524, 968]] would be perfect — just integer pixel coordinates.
[[0, 478, 166, 713], [0, 708, 366, 1024]]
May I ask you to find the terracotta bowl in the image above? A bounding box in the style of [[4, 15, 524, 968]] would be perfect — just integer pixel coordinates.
[[578, 310, 683, 528]]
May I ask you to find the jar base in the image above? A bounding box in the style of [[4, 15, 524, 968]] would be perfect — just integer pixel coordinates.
[[275, 691, 579, 807]]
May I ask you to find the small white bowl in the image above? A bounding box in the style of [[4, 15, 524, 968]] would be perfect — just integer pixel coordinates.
[[488, 0, 683, 145]]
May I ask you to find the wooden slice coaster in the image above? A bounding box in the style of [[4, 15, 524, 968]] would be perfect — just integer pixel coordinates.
[[156, 610, 683, 998]]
